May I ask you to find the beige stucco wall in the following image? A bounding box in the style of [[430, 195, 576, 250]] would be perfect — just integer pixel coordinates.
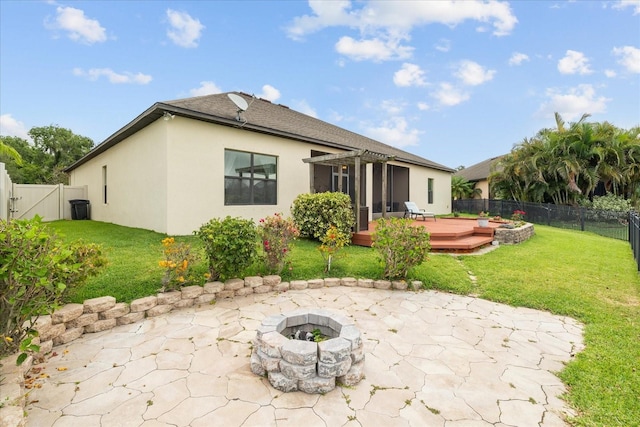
[[475, 179, 489, 199], [70, 116, 452, 235], [405, 162, 452, 214], [162, 118, 316, 235], [68, 120, 169, 233]]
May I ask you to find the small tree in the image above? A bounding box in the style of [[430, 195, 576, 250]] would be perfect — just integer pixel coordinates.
[[0, 217, 106, 361], [318, 225, 350, 273], [372, 217, 430, 280], [195, 216, 258, 280]]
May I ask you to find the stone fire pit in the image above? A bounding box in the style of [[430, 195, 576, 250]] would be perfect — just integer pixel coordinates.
[[250, 308, 365, 394]]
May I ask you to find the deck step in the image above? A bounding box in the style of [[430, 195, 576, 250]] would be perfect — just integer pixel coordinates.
[[350, 218, 497, 252], [430, 236, 494, 250]]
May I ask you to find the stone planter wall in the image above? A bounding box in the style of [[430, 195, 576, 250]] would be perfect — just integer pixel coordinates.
[[1, 276, 417, 427], [494, 223, 535, 245]]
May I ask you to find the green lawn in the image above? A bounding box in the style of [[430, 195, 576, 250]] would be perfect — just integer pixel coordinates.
[[47, 220, 639, 426]]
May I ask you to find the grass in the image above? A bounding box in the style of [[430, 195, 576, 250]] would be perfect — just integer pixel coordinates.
[[45, 219, 639, 426]]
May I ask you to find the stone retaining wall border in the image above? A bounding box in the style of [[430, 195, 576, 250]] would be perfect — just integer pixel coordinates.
[[0, 276, 422, 427], [494, 223, 535, 245]]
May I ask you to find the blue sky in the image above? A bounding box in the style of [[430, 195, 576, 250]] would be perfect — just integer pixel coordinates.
[[1, 0, 639, 169]]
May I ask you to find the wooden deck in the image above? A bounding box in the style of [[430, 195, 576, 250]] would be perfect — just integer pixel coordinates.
[[352, 217, 500, 253]]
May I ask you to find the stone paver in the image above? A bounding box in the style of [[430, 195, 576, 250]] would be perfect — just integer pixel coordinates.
[[20, 288, 583, 426]]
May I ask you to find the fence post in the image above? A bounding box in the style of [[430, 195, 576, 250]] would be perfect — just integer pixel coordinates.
[[58, 183, 65, 220]]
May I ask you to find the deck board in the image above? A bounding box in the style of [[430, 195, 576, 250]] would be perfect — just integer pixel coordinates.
[[352, 217, 500, 253]]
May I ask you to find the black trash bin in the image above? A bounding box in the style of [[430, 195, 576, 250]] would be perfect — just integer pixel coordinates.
[[69, 199, 90, 220]]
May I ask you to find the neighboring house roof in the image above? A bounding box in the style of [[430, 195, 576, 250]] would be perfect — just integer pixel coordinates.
[[66, 92, 454, 173], [454, 155, 504, 182]]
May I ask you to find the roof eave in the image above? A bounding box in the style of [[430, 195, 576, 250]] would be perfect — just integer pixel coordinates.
[[66, 102, 455, 174]]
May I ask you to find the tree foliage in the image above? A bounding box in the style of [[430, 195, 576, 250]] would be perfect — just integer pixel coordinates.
[[0, 125, 94, 184], [451, 176, 481, 200], [490, 113, 640, 207]]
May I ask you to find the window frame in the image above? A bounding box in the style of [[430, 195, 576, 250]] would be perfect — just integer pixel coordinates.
[[102, 165, 108, 204], [224, 149, 278, 206]]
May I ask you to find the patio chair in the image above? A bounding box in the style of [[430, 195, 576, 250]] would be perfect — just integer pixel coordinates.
[[403, 201, 436, 221]]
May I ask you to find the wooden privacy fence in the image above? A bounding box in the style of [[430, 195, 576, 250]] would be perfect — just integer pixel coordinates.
[[0, 162, 87, 221]]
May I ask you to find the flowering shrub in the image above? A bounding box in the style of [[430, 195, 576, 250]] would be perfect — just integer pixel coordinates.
[[158, 237, 200, 291], [511, 210, 526, 221], [258, 213, 299, 274], [372, 217, 430, 280], [318, 225, 350, 273]]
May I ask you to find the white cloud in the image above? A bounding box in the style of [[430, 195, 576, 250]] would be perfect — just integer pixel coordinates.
[[47, 6, 107, 44], [537, 84, 610, 121], [612, 0, 640, 15], [434, 39, 451, 52], [293, 100, 317, 118], [335, 36, 413, 62], [380, 100, 405, 115], [189, 81, 221, 96], [0, 114, 30, 140], [257, 85, 281, 102], [508, 52, 529, 66], [454, 60, 495, 86], [166, 9, 204, 48], [417, 102, 430, 111], [612, 46, 640, 73], [557, 50, 592, 75], [394, 63, 427, 87], [364, 116, 421, 148], [287, 1, 517, 63], [286, 0, 354, 40], [287, 0, 517, 39], [73, 68, 152, 84], [604, 69, 617, 78], [431, 82, 470, 106]]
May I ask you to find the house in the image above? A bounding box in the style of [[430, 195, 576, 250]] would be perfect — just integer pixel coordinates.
[[454, 156, 503, 199], [65, 92, 454, 235]]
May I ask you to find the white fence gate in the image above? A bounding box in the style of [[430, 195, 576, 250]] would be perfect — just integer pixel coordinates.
[[0, 162, 88, 221]]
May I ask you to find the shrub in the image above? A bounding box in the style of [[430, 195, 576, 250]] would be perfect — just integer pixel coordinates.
[[579, 193, 632, 212], [195, 216, 258, 281], [258, 213, 299, 274], [158, 237, 201, 291], [291, 192, 355, 240], [0, 217, 106, 361], [318, 224, 350, 273], [372, 217, 430, 280]]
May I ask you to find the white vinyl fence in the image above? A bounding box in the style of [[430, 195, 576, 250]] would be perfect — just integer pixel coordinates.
[[0, 162, 87, 221]]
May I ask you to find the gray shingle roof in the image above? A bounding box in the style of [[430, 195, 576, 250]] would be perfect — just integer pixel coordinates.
[[454, 156, 504, 181], [66, 92, 454, 173]]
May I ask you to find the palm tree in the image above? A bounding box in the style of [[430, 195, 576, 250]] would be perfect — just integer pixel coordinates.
[[0, 140, 23, 165], [451, 176, 474, 199]]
